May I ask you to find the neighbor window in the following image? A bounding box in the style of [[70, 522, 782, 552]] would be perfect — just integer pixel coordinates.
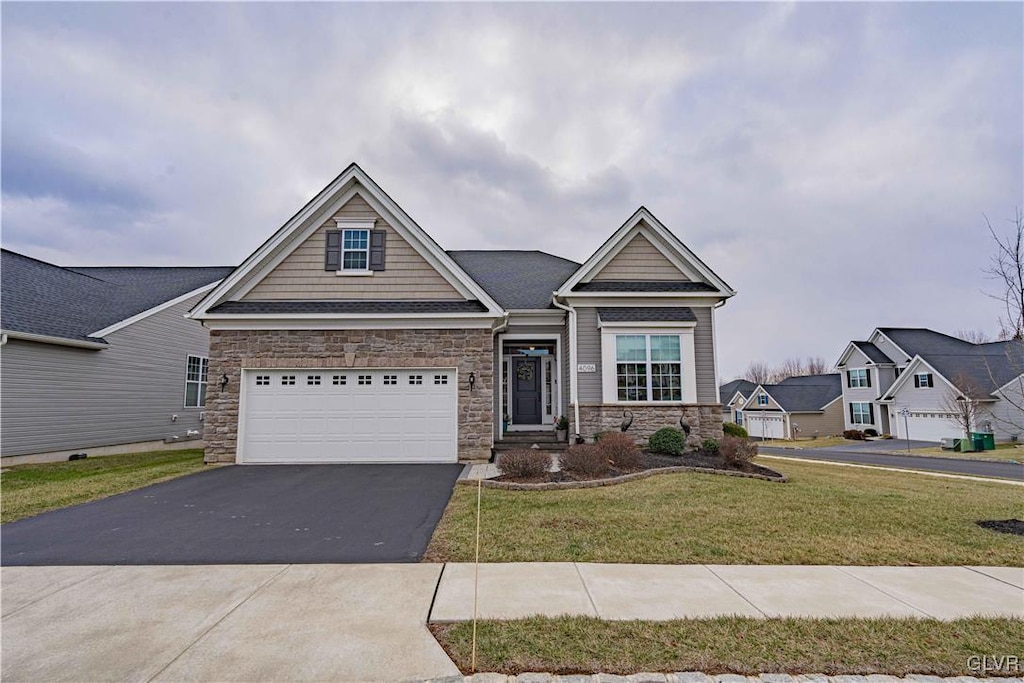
[[757, 393, 769, 406], [615, 334, 681, 402], [914, 372, 934, 388], [342, 229, 370, 270], [847, 368, 870, 388], [850, 401, 874, 425], [734, 410, 744, 426], [184, 355, 208, 408]]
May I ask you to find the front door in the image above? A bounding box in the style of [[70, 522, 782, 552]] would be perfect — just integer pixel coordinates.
[[512, 357, 542, 424]]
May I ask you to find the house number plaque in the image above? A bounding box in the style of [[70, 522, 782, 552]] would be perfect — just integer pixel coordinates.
[[577, 363, 597, 372]]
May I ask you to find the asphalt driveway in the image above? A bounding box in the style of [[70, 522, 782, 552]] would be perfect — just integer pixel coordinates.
[[1, 464, 462, 566]]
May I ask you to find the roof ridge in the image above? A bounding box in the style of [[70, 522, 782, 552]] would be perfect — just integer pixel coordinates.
[[1, 249, 113, 284]]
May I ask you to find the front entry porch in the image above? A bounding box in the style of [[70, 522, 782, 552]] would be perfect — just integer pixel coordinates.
[[500, 339, 561, 435]]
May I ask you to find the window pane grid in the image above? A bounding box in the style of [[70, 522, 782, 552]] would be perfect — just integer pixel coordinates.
[[613, 334, 684, 402], [184, 355, 208, 408]]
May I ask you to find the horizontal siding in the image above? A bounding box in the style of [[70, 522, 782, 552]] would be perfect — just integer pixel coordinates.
[[244, 194, 462, 300], [575, 305, 717, 404], [592, 234, 688, 281], [0, 294, 210, 457], [792, 402, 845, 438]]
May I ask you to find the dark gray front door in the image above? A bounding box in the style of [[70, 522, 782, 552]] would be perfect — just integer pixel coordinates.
[[512, 357, 542, 424]]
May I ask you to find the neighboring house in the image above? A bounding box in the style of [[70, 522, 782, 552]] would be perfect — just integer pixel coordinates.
[[719, 378, 757, 427], [835, 328, 1024, 442], [187, 163, 736, 464], [0, 249, 233, 461], [735, 374, 844, 440]]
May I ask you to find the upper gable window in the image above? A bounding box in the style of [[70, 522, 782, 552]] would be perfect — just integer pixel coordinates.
[[342, 229, 370, 271], [847, 368, 870, 388], [757, 393, 769, 406], [914, 372, 934, 388]]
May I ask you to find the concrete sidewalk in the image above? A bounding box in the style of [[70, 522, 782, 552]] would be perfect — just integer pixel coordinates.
[[2, 564, 459, 682], [430, 563, 1024, 621]]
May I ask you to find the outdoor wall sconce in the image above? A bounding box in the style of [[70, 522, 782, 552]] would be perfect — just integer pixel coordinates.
[[220, 374, 230, 390], [468, 372, 476, 391]]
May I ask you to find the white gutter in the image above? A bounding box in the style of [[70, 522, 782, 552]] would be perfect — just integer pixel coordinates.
[[551, 293, 579, 440], [1, 329, 108, 350]]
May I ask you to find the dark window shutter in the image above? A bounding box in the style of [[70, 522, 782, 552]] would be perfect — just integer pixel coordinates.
[[369, 230, 386, 271], [846, 371, 852, 388], [914, 375, 921, 388], [868, 403, 875, 423], [849, 403, 855, 422], [927, 374, 934, 388], [866, 370, 872, 388], [325, 230, 342, 271]]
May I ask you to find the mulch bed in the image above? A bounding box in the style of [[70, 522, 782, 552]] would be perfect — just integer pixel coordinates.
[[491, 450, 783, 485], [976, 519, 1024, 536]]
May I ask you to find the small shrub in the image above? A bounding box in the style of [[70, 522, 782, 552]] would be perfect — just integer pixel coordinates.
[[596, 432, 643, 470], [593, 431, 612, 442], [497, 449, 552, 479], [843, 429, 865, 441], [701, 438, 720, 454], [648, 428, 686, 455], [555, 415, 569, 431], [723, 422, 748, 438], [559, 444, 612, 478], [720, 435, 758, 468], [863, 428, 879, 438]]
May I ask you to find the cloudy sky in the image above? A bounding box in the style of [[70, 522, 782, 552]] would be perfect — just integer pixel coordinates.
[[3, 2, 1022, 379]]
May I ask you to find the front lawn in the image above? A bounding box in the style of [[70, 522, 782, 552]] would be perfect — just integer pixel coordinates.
[[757, 436, 852, 449], [424, 459, 1024, 565], [894, 443, 1023, 463], [1, 449, 207, 523], [432, 616, 1024, 677]]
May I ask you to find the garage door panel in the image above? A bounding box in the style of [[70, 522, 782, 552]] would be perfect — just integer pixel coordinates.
[[241, 368, 458, 463]]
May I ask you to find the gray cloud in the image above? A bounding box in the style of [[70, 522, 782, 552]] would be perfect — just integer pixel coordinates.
[[2, 2, 1021, 378]]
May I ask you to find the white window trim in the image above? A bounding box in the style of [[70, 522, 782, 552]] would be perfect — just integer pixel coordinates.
[[334, 218, 375, 275], [915, 372, 932, 388], [184, 355, 208, 408], [757, 393, 769, 406], [850, 401, 873, 425], [600, 325, 697, 404], [848, 368, 869, 388]]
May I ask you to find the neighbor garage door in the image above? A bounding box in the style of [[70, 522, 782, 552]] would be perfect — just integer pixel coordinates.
[[746, 414, 786, 440], [894, 412, 959, 443], [239, 369, 458, 463]]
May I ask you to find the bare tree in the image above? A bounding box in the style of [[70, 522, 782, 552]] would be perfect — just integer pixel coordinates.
[[941, 372, 984, 437], [742, 361, 775, 385], [983, 209, 1024, 340], [955, 329, 992, 344], [805, 356, 831, 375]]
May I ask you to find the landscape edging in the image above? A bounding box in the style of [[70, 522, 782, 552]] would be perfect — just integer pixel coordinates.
[[457, 464, 787, 490]]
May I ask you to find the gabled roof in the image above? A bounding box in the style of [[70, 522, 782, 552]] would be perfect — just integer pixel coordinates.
[[555, 207, 735, 299], [1, 249, 231, 346], [447, 250, 580, 310], [852, 341, 893, 364], [742, 374, 842, 413], [720, 379, 758, 402], [190, 163, 505, 319]]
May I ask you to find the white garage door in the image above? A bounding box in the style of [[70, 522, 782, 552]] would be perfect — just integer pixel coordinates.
[[746, 414, 786, 440], [894, 412, 960, 443], [239, 369, 458, 464]]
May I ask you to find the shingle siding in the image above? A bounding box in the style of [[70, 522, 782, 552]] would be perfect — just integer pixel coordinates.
[[591, 233, 689, 281], [0, 293, 210, 457], [242, 194, 463, 301]]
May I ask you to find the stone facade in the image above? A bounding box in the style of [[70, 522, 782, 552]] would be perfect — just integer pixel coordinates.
[[204, 328, 493, 464], [570, 403, 724, 449]]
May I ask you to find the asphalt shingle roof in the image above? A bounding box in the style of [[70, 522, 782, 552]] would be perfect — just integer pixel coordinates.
[[1, 250, 232, 344], [597, 307, 697, 322], [759, 374, 842, 413], [447, 250, 580, 310], [209, 300, 488, 314], [878, 328, 1024, 396], [573, 281, 716, 292], [720, 379, 758, 401], [852, 341, 893, 364]]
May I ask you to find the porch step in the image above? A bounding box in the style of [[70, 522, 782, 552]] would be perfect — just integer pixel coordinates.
[[501, 432, 561, 443]]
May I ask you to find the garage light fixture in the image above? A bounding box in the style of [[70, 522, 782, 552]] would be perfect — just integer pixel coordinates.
[[220, 373, 230, 390]]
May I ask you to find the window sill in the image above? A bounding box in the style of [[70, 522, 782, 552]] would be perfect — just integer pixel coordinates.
[[335, 270, 374, 277]]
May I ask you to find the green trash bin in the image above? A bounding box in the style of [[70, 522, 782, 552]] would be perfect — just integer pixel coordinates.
[[970, 432, 996, 451]]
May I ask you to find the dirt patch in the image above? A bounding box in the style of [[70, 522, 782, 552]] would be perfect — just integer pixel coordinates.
[[976, 519, 1024, 536]]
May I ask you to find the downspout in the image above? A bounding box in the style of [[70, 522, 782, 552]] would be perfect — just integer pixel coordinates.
[[492, 312, 510, 443], [551, 294, 579, 440], [711, 299, 727, 405]]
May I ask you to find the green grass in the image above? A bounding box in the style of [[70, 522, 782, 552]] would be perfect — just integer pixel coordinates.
[[431, 616, 1024, 676], [424, 459, 1024, 565], [893, 443, 1024, 462], [1, 449, 207, 523], [758, 436, 852, 449]]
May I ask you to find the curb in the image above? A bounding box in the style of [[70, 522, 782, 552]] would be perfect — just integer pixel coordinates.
[[414, 673, 1024, 683]]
